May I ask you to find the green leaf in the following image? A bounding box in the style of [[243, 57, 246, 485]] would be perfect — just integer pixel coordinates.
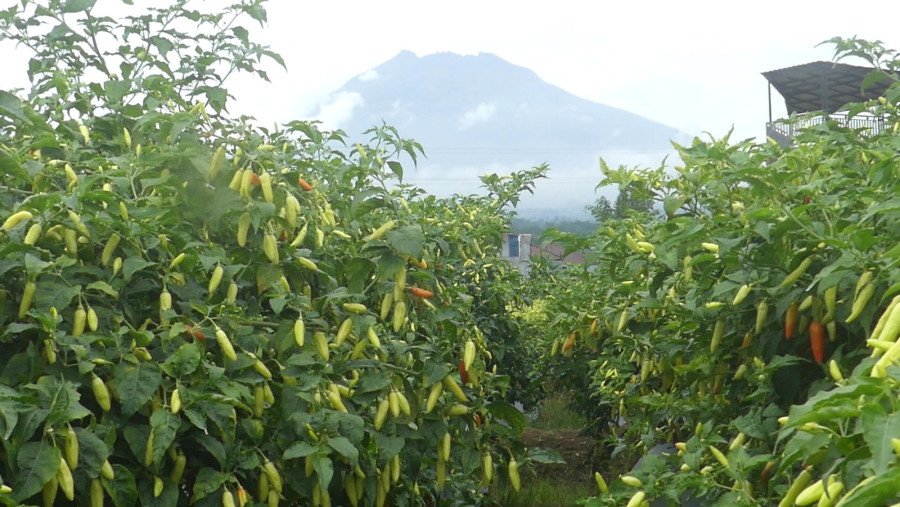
[[103, 80, 130, 103], [61, 0, 97, 13], [191, 467, 229, 501], [0, 259, 18, 280], [327, 436, 359, 466], [114, 362, 162, 417], [24, 253, 49, 275], [194, 434, 227, 468], [269, 296, 287, 316], [46, 23, 74, 43], [255, 264, 282, 294], [313, 455, 333, 494], [374, 434, 405, 462], [376, 253, 405, 282], [12, 406, 49, 443], [352, 370, 392, 395], [386, 225, 425, 260], [203, 401, 237, 446], [0, 399, 18, 440], [861, 196, 900, 221], [0, 149, 29, 183], [149, 409, 180, 466], [486, 401, 527, 434], [85, 280, 119, 298], [424, 362, 449, 387], [386, 160, 403, 180], [245, 4, 267, 22], [272, 318, 295, 356], [122, 258, 156, 282], [861, 68, 891, 93], [13, 442, 60, 502], [753, 220, 772, 242], [850, 228, 878, 250], [663, 196, 687, 217], [860, 403, 900, 475], [204, 86, 227, 112], [527, 447, 566, 464], [149, 35, 173, 57], [327, 412, 366, 444], [0, 91, 28, 123], [733, 411, 769, 441], [34, 281, 81, 312], [232, 26, 249, 45], [350, 189, 386, 217], [283, 442, 317, 460], [836, 466, 900, 506], [46, 378, 90, 426], [459, 446, 481, 476], [784, 381, 883, 429], [182, 407, 208, 435], [162, 343, 201, 378], [72, 428, 109, 479], [122, 425, 150, 465], [138, 475, 179, 506], [344, 257, 376, 294], [105, 464, 138, 506]]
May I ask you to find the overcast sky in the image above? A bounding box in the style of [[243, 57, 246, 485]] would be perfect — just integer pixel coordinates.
[[3, 1, 898, 142], [220, 0, 900, 143], [3, 1, 900, 216]]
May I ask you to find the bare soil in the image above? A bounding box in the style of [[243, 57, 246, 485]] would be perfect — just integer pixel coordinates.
[[521, 427, 600, 485]]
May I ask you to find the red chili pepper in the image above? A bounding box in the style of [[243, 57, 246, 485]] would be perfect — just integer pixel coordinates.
[[759, 460, 775, 484], [250, 172, 260, 186], [409, 287, 434, 299], [297, 177, 313, 191], [809, 322, 825, 363], [186, 325, 205, 341], [562, 332, 576, 352], [785, 302, 799, 340], [459, 361, 469, 384]]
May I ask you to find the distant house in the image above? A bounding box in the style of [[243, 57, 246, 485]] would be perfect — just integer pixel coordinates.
[[530, 242, 586, 265], [500, 233, 532, 274], [762, 61, 893, 146], [500, 233, 586, 274]]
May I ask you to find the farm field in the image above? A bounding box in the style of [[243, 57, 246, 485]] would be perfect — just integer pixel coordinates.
[[3, 2, 900, 506]]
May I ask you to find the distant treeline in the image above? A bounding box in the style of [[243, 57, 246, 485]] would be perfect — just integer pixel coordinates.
[[510, 188, 657, 237], [510, 217, 599, 236]]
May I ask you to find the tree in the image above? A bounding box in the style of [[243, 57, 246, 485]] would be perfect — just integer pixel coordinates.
[[585, 187, 657, 223]]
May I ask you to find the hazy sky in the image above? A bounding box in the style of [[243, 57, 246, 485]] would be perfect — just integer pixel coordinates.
[[3, 1, 898, 141], [3, 1, 900, 217], [222, 0, 900, 143]]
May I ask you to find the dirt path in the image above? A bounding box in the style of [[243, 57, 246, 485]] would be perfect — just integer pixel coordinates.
[[521, 427, 599, 485]]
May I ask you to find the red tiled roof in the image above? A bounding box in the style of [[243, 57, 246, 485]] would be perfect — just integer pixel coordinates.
[[530, 242, 585, 264]]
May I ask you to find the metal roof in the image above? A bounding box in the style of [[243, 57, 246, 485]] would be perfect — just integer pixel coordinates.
[[762, 61, 893, 115]]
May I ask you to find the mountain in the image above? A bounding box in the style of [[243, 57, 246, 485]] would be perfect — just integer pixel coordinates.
[[315, 50, 686, 218]]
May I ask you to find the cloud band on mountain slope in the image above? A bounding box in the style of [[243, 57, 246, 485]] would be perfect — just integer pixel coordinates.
[[458, 102, 496, 130], [316, 91, 364, 129]]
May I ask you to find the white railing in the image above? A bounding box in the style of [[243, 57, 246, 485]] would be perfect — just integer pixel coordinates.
[[767, 112, 885, 146]]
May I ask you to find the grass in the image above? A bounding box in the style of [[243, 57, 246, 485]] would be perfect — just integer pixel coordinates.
[[485, 391, 597, 506], [529, 391, 586, 430], [491, 476, 596, 507]]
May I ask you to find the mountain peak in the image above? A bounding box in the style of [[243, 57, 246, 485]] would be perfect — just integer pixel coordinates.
[[335, 50, 677, 149], [314, 50, 683, 219]]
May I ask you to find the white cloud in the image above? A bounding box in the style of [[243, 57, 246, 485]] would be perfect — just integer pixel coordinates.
[[315, 92, 364, 130], [358, 69, 379, 82], [458, 103, 496, 130]]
